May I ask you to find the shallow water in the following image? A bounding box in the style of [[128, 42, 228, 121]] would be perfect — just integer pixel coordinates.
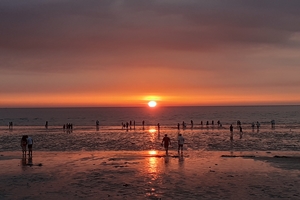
[[1, 106, 300, 127], [1, 125, 300, 152], [1, 106, 299, 153], [1, 106, 300, 200]]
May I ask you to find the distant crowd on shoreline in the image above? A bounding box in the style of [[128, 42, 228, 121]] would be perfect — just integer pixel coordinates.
[[14, 119, 276, 157], [7, 119, 276, 131]]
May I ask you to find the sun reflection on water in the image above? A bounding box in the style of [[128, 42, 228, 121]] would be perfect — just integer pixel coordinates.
[[144, 151, 163, 198], [148, 127, 158, 143], [147, 150, 159, 177], [148, 128, 157, 133], [148, 150, 157, 155], [148, 157, 158, 178]]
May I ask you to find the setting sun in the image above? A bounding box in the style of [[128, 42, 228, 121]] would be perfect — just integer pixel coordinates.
[[148, 101, 157, 107]]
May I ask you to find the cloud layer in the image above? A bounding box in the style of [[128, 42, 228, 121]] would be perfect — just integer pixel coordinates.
[[1, 0, 300, 106]]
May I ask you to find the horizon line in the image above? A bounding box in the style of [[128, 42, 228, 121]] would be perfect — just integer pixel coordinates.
[[1, 104, 299, 109]]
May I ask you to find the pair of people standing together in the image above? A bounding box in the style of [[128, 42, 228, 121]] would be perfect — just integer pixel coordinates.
[[161, 134, 185, 154], [20, 135, 33, 156]]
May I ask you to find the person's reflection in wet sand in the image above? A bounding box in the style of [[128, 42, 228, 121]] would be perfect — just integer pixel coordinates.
[[164, 155, 169, 165], [21, 155, 27, 170], [28, 157, 33, 167], [230, 140, 233, 156], [178, 153, 184, 168], [157, 129, 160, 140]]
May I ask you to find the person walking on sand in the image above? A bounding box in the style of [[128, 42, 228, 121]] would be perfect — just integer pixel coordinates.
[[27, 136, 33, 157], [178, 134, 185, 153], [20, 135, 28, 156], [161, 134, 171, 155]]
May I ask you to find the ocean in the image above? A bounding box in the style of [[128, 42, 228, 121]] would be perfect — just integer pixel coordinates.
[[0, 106, 300, 152]]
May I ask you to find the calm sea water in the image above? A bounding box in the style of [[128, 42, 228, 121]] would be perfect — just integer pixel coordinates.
[[1, 106, 300, 127], [0, 106, 300, 152]]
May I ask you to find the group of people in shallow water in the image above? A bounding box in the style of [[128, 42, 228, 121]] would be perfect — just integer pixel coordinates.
[[63, 123, 73, 130], [15, 119, 276, 156], [177, 120, 223, 130], [20, 135, 33, 157], [230, 124, 244, 140], [161, 133, 185, 155], [230, 119, 276, 140], [10, 119, 274, 133], [121, 121, 137, 130]]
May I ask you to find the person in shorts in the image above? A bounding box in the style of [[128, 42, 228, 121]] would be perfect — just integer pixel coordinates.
[[161, 134, 171, 155], [178, 134, 185, 153], [27, 136, 33, 157], [20, 135, 28, 156]]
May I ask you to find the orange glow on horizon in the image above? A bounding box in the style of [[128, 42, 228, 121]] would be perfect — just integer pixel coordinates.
[[1, 2, 300, 109], [1, 92, 300, 107]]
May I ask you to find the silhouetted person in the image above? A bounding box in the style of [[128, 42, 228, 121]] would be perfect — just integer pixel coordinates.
[[182, 121, 186, 129], [230, 124, 234, 141], [162, 134, 171, 155], [251, 122, 255, 130], [256, 121, 260, 130], [271, 120, 275, 129], [239, 126, 243, 139], [20, 135, 28, 156], [9, 122, 13, 129]]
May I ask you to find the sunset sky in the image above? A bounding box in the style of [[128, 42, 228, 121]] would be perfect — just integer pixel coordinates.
[[1, 0, 300, 107]]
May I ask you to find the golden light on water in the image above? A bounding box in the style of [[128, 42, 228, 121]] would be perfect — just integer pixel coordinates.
[[148, 128, 157, 133], [148, 150, 158, 155]]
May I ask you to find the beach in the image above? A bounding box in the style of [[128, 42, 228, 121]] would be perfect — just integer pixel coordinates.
[[1, 106, 300, 199], [1, 150, 300, 200]]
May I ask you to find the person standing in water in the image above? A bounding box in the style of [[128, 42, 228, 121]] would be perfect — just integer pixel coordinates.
[[230, 124, 234, 141], [27, 136, 33, 157], [239, 126, 243, 139], [20, 135, 28, 156], [177, 134, 185, 153], [161, 134, 171, 155]]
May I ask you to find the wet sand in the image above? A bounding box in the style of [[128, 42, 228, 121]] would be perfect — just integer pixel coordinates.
[[0, 150, 300, 200]]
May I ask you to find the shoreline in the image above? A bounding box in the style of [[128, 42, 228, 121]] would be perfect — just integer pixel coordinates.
[[1, 150, 300, 199]]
